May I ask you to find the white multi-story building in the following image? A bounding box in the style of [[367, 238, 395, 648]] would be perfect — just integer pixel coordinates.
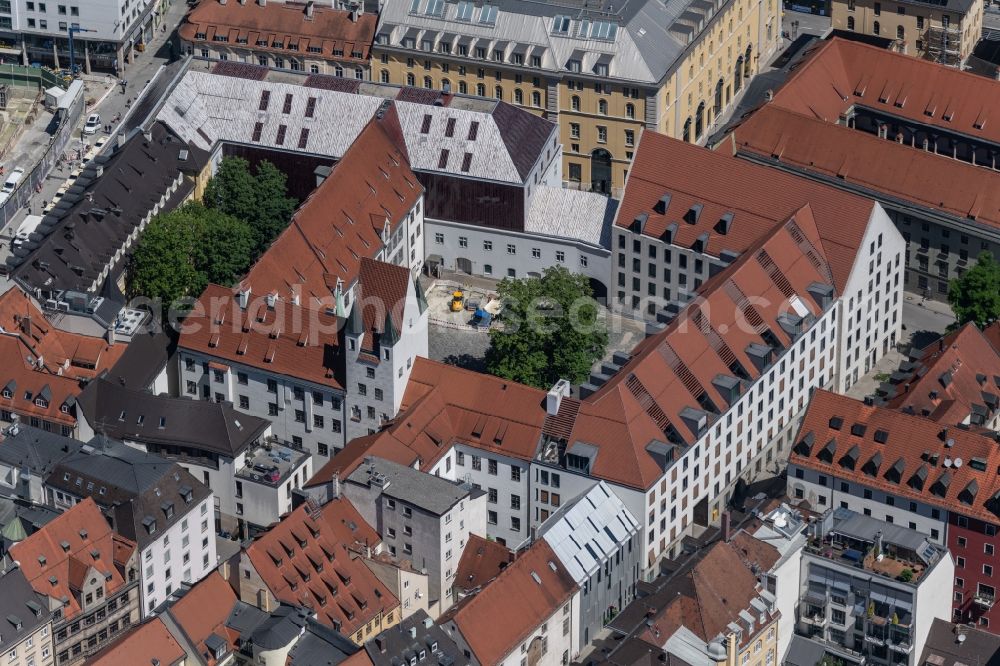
[[43, 441, 217, 616], [538, 481, 641, 648], [793, 507, 954, 666], [0, 0, 165, 74], [336, 456, 486, 612]]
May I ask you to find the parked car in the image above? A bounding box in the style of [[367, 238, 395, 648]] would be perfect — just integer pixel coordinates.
[[83, 113, 100, 135]]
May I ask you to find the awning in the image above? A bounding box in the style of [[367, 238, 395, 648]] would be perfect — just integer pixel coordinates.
[[426, 254, 443, 264]]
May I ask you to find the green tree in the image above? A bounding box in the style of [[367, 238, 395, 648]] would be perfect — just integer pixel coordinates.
[[129, 203, 255, 308], [195, 207, 256, 286], [251, 160, 297, 250], [202, 157, 297, 254], [484, 266, 608, 389], [129, 204, 207, 307], [202, 156, 257, 222], [948, 251, 1000, 328]]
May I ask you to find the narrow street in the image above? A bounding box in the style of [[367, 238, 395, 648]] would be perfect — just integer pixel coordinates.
[[0, 0, 189, 249]]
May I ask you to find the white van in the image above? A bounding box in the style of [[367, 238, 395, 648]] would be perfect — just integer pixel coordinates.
[[12, 214, 41, 249], [2, 167, 25, 195]]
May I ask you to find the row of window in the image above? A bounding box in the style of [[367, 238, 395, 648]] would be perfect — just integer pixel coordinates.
[[188, 46, 365, 77], [431, 232, 590, 268]]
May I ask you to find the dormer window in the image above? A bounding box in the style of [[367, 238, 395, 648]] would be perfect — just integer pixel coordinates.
[[142, 516, 156, 535], [1, 389, 10, 399]]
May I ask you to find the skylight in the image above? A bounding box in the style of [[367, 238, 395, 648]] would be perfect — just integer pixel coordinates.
[[455, 0, 474, 20], [552, 15, 571, 34], [478, 4, 497, 24]]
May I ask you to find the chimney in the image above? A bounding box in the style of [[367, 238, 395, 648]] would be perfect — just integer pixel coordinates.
[[106, 323, 115, 346], [219, 0, 226, 4], [722, 510, 731, 543], [305, 0, 314, 17], [257, 0, 265, 6], [409, 626, 417, 638], [237, 284, 251, 309], [143, 129, 152, 144], [546, 379, 570, 415], [117, 133, 126, 149], [95, 165, 104, 178]]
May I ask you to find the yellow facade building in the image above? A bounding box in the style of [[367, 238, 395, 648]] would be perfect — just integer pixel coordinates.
[[830, 0, 982, 66], [373, 0, 782, 195]]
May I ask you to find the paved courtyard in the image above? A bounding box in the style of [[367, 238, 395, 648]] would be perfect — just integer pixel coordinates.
[[424, 274, 649, 381]]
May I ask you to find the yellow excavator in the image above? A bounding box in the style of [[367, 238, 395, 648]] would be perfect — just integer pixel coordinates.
[[450, 290, 464, 312]]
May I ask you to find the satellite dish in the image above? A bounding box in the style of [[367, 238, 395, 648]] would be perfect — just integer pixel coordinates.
[[954, 458, 963, 468]]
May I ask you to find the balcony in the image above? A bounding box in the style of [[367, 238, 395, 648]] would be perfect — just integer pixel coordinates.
[[974, 592, 996, 609]]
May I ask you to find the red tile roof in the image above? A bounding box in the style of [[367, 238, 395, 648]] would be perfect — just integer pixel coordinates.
[[789, 390, 1000, 524], [620, 130, 875, 290], [179, 0, 376, 63], [84, 617, 185, 666], [243, 113, 421, 309], [353, 257, 412, 347], [0, 334, 85, 427], [884, 323, 1000, 425], [167, 572, 239, 666], [445, 540, 576, 665], [767, 38, 1000, 146], [636, 538, 778, 649], [11, 498, 136, 622], [244, 498, 398, 636], [305, 430, 420, 488], [178, 283, 343, 389], [727, 104, 1000, 230], [452, 534, 514, 594], [0, 288, 125, 380], [726, 37, 1000, 230]]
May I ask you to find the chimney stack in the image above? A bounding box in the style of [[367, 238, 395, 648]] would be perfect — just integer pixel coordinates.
[[305, 0, 314, 17], [722, 510, 731, 543]]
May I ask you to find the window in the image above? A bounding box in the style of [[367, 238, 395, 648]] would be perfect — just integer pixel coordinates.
[[597, 126, 607, 143], [532, 247, 541, 259], [507, 244, 516, 255]]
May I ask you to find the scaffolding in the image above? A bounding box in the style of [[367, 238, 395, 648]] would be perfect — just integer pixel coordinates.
[[924, 23, 962, 67]]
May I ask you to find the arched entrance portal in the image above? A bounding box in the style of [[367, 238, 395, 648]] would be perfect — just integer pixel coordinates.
[[588, 277, 608, 304], [714, 78, 724, 116], [455, 257, 473, 274], [590, 148, 612, 194]]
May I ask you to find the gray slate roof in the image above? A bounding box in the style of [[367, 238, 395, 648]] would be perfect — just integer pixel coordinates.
[[8, 122, 208, 296], [347, 457, 472, 515], [0, 423, 84, 478], [45, 440, 212, 549], [525, 185, 617, 248], [157, 71, 556, 185], [920, 618, 1000, 666], [376, 0, 717, 85], [365, 610, 470, 666], [77, 376, 270, 458], [107, 326, 176, 391], [0, 566, 52, 653]]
